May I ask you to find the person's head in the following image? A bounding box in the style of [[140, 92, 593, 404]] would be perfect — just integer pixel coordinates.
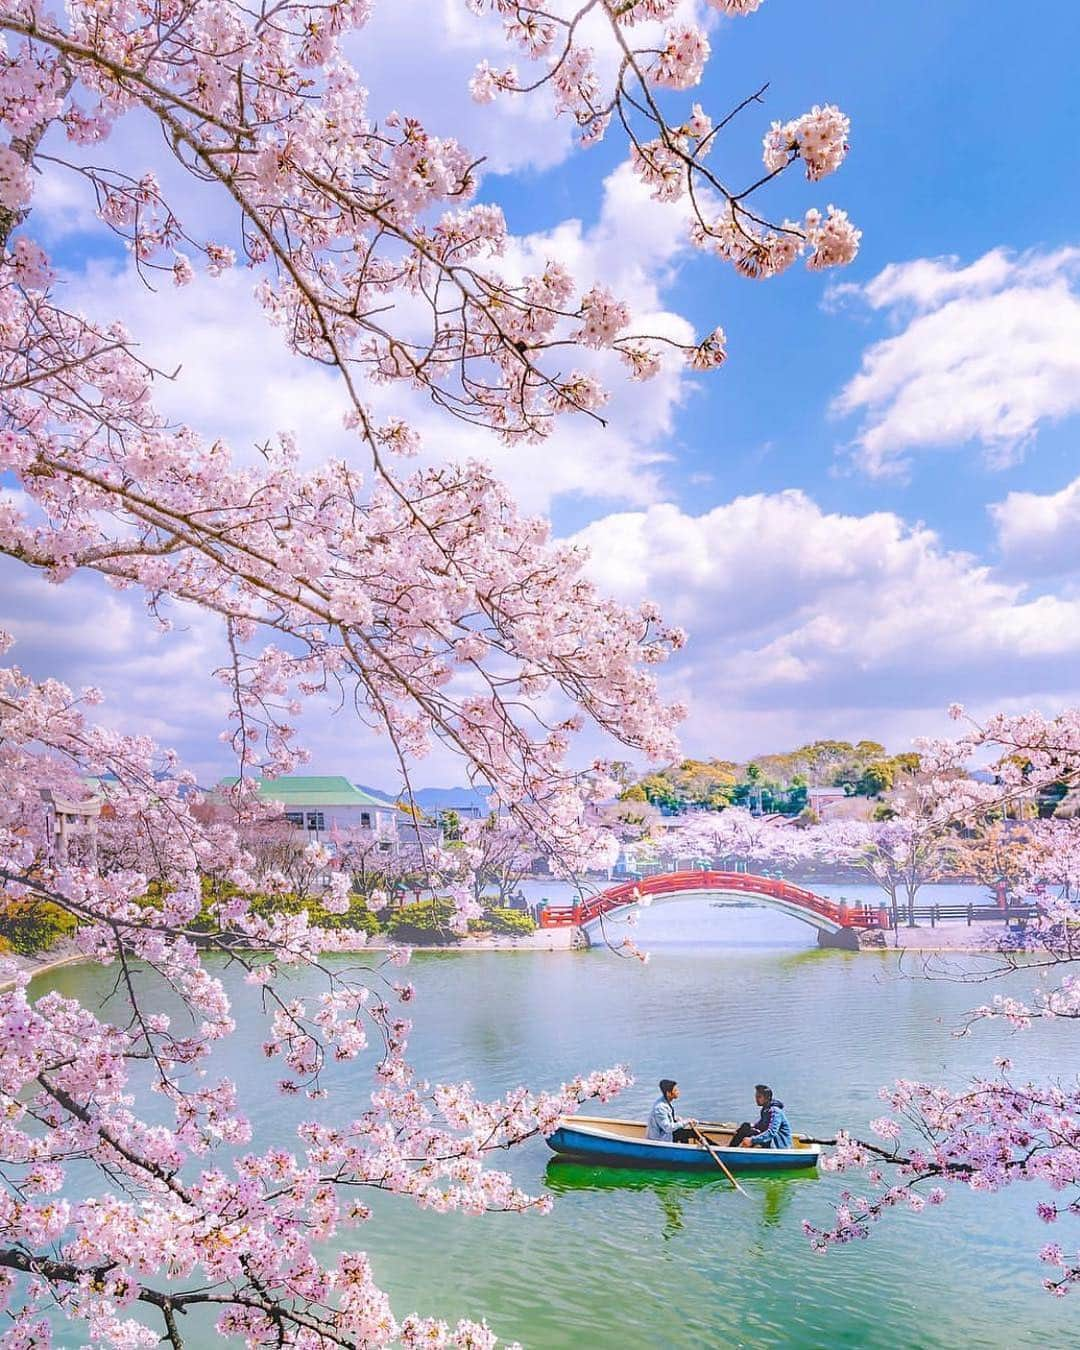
[[659, 1078, 679, 1102], [754, 1084, 773, 1108]]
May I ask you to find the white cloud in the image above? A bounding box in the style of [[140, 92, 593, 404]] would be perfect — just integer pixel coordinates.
[[0, 561, 232, 776], [352, 0, 574, 176], [991, 473, 1080, 578], [26, 166, 103, 243], [574, 490, 1080, 757], [831, 247, 1080, 477], [59, 161, 697, 514], [353, 0, 717, 177], [62, 264, 352, 456]]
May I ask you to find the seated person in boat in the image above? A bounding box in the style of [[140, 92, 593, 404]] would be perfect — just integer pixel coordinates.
[[730, 1085, 793, 1149], [647, 1079, 696, 1143]]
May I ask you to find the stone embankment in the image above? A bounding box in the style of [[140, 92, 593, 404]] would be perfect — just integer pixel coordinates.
[[0, 938, 87, 991], [859, 923, 1006, 954]]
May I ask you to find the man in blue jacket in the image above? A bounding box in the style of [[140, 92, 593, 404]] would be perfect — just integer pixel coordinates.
[[730, 1085, 793, 1149]]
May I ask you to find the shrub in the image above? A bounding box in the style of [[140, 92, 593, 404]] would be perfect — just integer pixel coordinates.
[[481, 907, 536, 937], [385, 900, 459, 944], [248, 891, 382, 937], [190, 884, 383, 940], [326, 898, 383, 937], [0, 900, 78, 955]]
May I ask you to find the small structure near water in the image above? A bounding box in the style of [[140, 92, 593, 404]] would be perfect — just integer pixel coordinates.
[[39, 788, 103, 868], [539, 870, 887, 950]]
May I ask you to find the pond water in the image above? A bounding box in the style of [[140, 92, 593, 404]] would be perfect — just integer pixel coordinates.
[[36, 899, 1076, 1348]]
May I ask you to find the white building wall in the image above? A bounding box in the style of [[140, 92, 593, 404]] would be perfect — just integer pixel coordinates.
[[284, 804, 398, 837]]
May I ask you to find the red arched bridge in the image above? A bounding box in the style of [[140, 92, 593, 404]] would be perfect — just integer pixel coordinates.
[[539, 870, 889, 950]]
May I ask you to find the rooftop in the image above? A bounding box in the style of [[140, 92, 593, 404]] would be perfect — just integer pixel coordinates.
[[219, 775, 396, 808]]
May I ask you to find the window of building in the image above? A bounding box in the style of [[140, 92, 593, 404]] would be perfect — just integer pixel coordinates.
[[285, 812, 304, 828], [360, 812, 372, 828], [306, 812, 325, 831]]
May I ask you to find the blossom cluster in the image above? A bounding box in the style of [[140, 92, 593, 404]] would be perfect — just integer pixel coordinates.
[[762, 104, 851, 181], [0, 655, 638, 1342], [472, 1, 858, 279], [0, 0, 863, 1338], [807, 1072, 1080, 1297]]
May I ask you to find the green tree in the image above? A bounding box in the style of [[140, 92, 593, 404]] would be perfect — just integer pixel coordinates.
[[785, 782, 809, 814], [639, 773, 682, 811], [856, 760, 895, 797]]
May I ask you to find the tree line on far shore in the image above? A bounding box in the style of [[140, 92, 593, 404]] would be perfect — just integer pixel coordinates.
[[614, 737, 1070, 820]]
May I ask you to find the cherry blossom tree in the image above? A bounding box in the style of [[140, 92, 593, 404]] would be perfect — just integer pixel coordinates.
[[944, 819, 1048, 906], [658, 806, 795, 872], [0, 0, 863, 1340], [796, 815, 952, 929], [805, 710, 1080, 1297], [331, 828, 430, 908], [457, 814, 538, 910], [1022, 818, 1080, 901]]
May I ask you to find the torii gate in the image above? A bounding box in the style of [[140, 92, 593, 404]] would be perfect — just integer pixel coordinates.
[[39, 788, 103, 868], [539, 870, 888, 950]]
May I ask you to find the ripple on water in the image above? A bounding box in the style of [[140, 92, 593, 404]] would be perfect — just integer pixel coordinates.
[[33, 925, 1076, 1349]]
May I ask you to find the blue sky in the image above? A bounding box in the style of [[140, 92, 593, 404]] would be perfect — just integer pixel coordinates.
[[493, 0, 1080, 545], [4, 0, 1080, 787]]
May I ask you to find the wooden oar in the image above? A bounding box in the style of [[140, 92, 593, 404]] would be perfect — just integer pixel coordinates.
[[690, 1123, 749, 1197]]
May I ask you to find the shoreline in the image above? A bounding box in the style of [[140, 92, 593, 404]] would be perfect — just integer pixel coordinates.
[[864, 945, 999, 957], [365, 929, 579, 954], [859, 920, 1009, 958], [0, 943, 91, 993], [4, 928, 581, 990], [3, 922, 1023, 990]]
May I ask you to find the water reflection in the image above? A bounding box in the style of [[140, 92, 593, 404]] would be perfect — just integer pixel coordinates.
[[544, 1160, 819, 1242], [545, 1160, 727, 1194], [759, 1177, 802, 1228], [34, 940, 1078, 1349]]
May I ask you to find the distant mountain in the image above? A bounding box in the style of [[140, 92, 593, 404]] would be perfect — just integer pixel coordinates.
[[355, 784, 493, 815], [351, 783, 399, 807]]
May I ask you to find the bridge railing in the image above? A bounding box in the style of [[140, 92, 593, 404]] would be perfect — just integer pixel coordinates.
[[538, 882, 1040, 932], [538, 871, 889, 930], [538, 904, 579, 928], [911, 903, 1036, 927]]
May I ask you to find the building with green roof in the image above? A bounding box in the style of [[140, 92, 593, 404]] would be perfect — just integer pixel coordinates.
[[219, 775, 398, 839]]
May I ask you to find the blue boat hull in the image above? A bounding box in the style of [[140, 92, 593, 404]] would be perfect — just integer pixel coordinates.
[[545, 1119, 819, 1173]]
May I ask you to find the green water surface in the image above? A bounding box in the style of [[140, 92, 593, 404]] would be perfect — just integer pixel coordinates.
[[37, 903, 1078, 1348]]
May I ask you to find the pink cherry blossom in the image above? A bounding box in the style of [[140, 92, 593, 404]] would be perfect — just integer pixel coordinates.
[[798, 713, 1080, 1294], [652, 25, 711, 90], [763, 104, 851, 181], [0, 0, 865, 1338]]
